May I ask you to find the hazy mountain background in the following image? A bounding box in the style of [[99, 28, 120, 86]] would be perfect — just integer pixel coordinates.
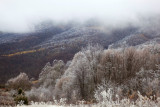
[[0, 18, 160, 84], [0, 0, 160, 84]]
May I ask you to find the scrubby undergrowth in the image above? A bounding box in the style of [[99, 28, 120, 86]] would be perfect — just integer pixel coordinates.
[[18, 89, 160, 107]]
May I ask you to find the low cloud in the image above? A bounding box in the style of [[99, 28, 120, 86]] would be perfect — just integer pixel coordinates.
[[0, 0, 160, 33]]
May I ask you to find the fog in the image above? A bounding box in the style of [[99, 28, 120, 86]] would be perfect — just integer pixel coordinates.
[[0, 0, 160, 33]]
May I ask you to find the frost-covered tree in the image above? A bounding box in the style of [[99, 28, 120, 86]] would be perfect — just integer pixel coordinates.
[[54, 44, 103, 101], [100, 47, 159, 84], [26, 44, 160, 103], [26, 60, 67, 102], [6, 73, 31, 90], [38, 60, 65, 87], [127, 66, 160, 98]]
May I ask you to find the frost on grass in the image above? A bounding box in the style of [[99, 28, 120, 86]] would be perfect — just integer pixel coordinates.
[[18, 89, 160, 107]]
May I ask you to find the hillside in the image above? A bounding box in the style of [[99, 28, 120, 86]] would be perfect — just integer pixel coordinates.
[[0, 23, 138, 84], [0, 20, 160, 84]]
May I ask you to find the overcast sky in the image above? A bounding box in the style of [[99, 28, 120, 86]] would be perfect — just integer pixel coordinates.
[[0, 0, 160, 33]]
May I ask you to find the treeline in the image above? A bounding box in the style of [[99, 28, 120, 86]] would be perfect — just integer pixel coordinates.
[[6, 44, 160, 104]]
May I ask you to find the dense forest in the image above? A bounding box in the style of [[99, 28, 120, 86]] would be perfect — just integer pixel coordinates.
[[2, 44, 160, 106]]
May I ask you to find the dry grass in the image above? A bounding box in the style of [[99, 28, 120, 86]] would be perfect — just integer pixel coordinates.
[[0, 89, 15, 106], [2, 48, 44, 57]]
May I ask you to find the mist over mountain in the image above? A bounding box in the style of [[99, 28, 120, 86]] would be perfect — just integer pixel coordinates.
[[0, 16, 160, 84], [0, 0, 160, 33]]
